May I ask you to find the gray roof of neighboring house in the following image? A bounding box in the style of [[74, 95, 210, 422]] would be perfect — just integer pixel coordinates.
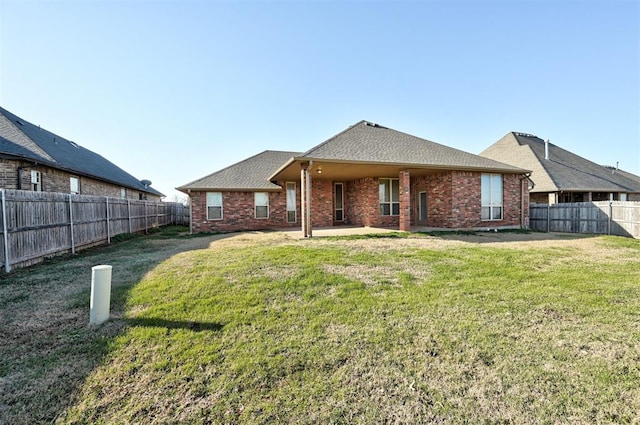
[[480, 132, 640, 193], [177, 150, 301, 191], [299, 120, 527, 172], [0, 106, 164, 197]]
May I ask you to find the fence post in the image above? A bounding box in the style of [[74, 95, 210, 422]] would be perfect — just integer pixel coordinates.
[[69, 194, 75, 255], [2, 189, 10, 273], [546, 204, 550, 233], [608, 201, 612, 235], [145, 202, 148, 234], [127, 200, 132, 234], [106, 197, 111, 243]]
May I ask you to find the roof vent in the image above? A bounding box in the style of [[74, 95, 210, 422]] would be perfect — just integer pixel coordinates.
[[69, 141, 79, 148], [544, 139, 550, 160], [364, 121, 378, 127], [515, 132, 537, 138], [15, 120, 24, 126], [141, 179, 152, 188]]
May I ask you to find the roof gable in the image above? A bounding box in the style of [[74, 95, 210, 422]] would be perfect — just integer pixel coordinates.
[[481, 132, 640, 193], [0, 107, 163, 196], [300, 120, 525, 172], [177, 150, 300, 191]]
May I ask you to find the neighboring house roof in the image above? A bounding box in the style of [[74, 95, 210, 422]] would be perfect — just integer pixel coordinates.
[[0, 106, 164, 197], [480, 132, 640, 194], [177, 150, 301, 192]]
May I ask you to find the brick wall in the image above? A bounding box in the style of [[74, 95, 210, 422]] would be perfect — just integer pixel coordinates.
[[0, 159, 160, 201], [190, 189, 299, 233], [189, 171, 528, 233], [411, 171, 526, 229], [346, 177, 377, 226], [310, 179, 334, 228]]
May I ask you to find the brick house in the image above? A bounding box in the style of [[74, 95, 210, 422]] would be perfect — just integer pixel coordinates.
[[0, 106, 163, 200], [178, 121, 530, 234], [480, 132, 640, 204]]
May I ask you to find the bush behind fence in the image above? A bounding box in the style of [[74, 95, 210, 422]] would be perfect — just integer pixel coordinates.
[[529, 201, 640, 239], [0, 189, 189, 272]]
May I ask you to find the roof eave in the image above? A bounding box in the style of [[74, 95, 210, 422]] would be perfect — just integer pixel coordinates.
[[279, 156, 530, 174]]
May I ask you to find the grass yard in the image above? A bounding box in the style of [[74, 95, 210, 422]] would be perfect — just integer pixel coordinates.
[[1, 227, 640, 424]]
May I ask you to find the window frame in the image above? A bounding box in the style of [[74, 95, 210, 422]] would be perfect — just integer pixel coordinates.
[[31, 170, 42, 192], [481, 173, 503, 221], [379, 178, 400, 216], [70, 176, 80, 194], [286, 182, 296, 223], [206, 192, 223, 221], [254, 192, 269, 219]]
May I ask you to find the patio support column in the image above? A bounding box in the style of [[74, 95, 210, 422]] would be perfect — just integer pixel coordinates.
[[399, 170, 411, 232], [301, 163, 308, 237]]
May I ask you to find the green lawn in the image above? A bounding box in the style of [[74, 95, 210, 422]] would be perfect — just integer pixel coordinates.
[[2, 228, 640, 423]]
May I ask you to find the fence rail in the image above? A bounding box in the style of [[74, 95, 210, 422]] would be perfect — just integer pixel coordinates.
[[0, 189, 189, 272], [530, 201, 640, 239]]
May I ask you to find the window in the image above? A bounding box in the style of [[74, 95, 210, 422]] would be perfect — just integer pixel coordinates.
[[206, 192, 223, 220], [335, 183, 344, 221], [481, 174, 503, 220], [286, 182, 296, 223], [121, 188, 127, 199], [31, 170, 41, 192], [379, 178, 400, 216], [70, 176, 79, 194], [255, 192, 269, 218]]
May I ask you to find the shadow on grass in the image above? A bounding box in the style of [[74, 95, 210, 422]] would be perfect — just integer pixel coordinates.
[[0, 226, 236, 424], [123, 317, 224, 332]]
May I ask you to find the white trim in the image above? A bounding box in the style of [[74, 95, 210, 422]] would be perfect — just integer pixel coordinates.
[[286, 182, 297, 223], [206, 192, 223, 221], [255, 192, 269, 219], [334, 182, 344, 222], [379, 178, 400, 216], [481, 173, 503, 221]]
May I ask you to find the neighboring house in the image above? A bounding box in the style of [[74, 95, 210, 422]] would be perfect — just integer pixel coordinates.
[[480, 132, 640, 204], [0, 106, 163, 200], [178, 120, 530, 234]]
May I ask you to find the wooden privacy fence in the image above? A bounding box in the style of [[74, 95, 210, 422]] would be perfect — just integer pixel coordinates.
[[530, 201, 640, 239], [0, 189, 190, 272]]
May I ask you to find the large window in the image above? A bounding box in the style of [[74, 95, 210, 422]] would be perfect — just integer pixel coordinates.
[[379, 178, 400, 216], [255, 192, 269, 219], [481, 174, 503, 220], [286, 183, 296, 223], [206, 192, 223, 220]]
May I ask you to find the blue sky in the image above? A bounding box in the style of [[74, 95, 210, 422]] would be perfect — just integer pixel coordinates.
[[1, 0, 638, 201]]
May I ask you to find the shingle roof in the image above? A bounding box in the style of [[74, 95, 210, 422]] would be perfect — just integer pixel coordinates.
[[0, 106, 163, 196], [299, 120, 526, 172], [177, 150, 301, 191], [480, 132, 640, 193]]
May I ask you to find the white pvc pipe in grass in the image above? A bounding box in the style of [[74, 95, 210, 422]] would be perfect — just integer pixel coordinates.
[[90, 265, 112, 325]]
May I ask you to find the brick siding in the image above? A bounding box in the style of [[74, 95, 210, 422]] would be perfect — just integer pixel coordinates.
[[0, 159, 160, 201], [188, 171, 528, 233]]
